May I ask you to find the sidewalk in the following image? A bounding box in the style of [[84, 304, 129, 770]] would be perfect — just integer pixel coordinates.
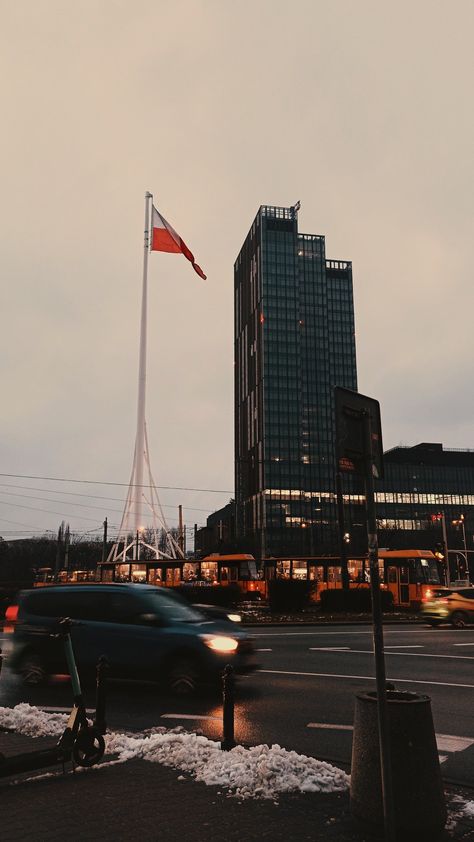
[[1, 729, 473, 841]]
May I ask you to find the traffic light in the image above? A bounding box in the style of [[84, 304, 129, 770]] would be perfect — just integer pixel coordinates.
[[434, 542, 444, 561]]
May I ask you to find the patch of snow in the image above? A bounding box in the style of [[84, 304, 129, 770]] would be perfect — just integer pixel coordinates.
[[0, 703, 67, 737], [0, 703, 349, 800], [446, 795, 474, 834]]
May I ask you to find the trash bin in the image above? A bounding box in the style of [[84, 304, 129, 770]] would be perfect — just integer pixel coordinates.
[[350, 690, 446, 841]]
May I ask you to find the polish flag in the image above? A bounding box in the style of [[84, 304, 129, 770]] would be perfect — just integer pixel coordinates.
[[151, 205, 206, 280]]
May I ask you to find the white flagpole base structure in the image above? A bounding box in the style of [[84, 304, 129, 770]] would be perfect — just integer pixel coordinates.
[[107, 192, 184, 564]]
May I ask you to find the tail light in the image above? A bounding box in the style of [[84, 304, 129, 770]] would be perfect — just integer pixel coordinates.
[[4, 604, 18, 633]]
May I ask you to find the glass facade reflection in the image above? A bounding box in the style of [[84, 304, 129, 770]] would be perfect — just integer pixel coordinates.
[[375, 443, 474, 579], [234, 205, 357, 557]]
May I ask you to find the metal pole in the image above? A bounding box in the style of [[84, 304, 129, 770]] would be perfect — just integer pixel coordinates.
[[102, 517, 108, 564], [336, 471, 350, 590], [94, 656, 108, 735], [178, 505, 184, 555], [134, 192, 152, 534], [461, 518, 467, 571], [221, 664, 236, 751], [363, 412, 396, 842], [441, 513, 450, 586]]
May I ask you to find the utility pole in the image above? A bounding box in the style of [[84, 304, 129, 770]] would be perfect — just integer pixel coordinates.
[[441, 512, 450, 586], [64, 523, 70, 572], [102, 517, 108, 563], [178, 505, 184, 555], [336, 472, 350, 590]]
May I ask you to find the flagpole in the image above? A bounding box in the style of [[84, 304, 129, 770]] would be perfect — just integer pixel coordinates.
[[134, 191, 152, 543]]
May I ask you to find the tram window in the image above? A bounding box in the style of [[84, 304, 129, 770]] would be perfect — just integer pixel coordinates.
[[183, 563, 197, 582], [309, 565, 323, 582], [277, 560, 291, 579], [292, 561, 307, 580], [101, 568, 113, 582], [148, 568, 163, 585], [239, 562, 250, 580], [131, 564, 146, 583], [415, 558, 440, 585], [115, 563, 131, 582], [165, 568, 181, 585], [388, 567, 397, 584], [328, 567, 341, 583], [347, 559, 362, 581], [201, 561, 218, 583]]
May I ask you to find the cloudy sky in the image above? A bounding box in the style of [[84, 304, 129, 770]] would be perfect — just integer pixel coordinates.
[[1, 0, 473, 544]]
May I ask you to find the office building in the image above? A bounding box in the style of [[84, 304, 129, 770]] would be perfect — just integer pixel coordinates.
[[375, 443, 474, 579], [234, 204, 357, 558]]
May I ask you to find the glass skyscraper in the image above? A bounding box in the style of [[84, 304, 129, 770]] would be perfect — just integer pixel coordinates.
[[234, 204, 357, 558]]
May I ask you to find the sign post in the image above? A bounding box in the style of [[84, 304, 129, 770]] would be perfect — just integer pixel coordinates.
[[334, 387, 395, 842]]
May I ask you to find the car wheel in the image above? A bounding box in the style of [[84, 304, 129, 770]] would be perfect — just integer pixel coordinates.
[[167, 657, 199, 696], [18, 651, 47, 686], [450, 611, 469, 629]]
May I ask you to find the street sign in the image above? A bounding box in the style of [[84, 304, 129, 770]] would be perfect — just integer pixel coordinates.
[[334, 387, 384, 479]]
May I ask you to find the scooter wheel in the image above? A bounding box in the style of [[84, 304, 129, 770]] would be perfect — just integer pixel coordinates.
[[73, 727, 105, 767]]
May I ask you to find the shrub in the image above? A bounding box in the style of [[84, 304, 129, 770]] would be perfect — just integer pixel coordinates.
[[319, 588, 394, 613], [175, 583, 242, 607], [268, 579, 316, 613]]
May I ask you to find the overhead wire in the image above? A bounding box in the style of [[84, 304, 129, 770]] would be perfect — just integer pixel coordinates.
[[0, 471, 233, 495]]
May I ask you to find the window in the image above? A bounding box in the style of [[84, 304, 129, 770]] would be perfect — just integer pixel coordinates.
[[24, 589, 107, 621]]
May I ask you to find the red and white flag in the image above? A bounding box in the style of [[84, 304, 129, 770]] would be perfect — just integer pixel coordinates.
[[150, 205, 206, 280]]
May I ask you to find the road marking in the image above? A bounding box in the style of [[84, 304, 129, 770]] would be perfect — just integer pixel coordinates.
[[258, 668, 474, 689], [256, 648, 272, 652], [306, 723, 474, 754], [384, 645, 423, 649], [309, 647, 350, 651], [307, 723, 353, 731], [251, 629, 463, 637], [436, 734, 474, 752], [160, 714, 220, 721], [453, 643, 474, 647], [39, 706, 95, 714], [340, 649, 474, 661]]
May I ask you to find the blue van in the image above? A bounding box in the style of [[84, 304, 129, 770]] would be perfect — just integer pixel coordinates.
[[7, 583, 257, 693]]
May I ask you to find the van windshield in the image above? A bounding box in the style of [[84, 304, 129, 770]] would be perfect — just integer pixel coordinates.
[[143, 590, 206, 623]]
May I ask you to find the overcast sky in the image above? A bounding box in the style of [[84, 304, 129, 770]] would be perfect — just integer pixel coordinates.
[[1, 0, 473, 544]]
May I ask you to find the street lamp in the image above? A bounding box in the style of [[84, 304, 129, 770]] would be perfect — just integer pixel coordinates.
[[452, 515, 467, 579]]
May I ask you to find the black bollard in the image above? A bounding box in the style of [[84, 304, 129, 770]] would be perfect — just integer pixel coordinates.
[[94, 656, 108, 736], [0, 647, 3, 681], [221, 664, 236, 751]]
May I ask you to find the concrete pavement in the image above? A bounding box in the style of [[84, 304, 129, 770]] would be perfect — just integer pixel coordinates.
[[1, 729, 473, 842]]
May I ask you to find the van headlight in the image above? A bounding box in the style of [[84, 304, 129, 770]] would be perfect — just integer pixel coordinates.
[[200, 634, 239, 653]]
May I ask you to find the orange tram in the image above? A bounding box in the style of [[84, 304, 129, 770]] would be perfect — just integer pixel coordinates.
[[96, 549, 441, 608]]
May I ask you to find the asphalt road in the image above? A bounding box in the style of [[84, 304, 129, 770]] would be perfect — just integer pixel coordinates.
[[1, 624, 473, 786]]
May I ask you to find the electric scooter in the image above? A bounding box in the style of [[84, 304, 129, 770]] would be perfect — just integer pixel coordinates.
[[0, 617, 107, 777]]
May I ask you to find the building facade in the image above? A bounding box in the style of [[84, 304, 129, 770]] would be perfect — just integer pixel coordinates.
[[375, 443, 474, 580], [234, 204, 358, 558]]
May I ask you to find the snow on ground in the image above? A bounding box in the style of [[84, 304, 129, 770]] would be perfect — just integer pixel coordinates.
[[446, 795, 474, 833], [0, 703, 67, 737], [0, 703, 348, 799]]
